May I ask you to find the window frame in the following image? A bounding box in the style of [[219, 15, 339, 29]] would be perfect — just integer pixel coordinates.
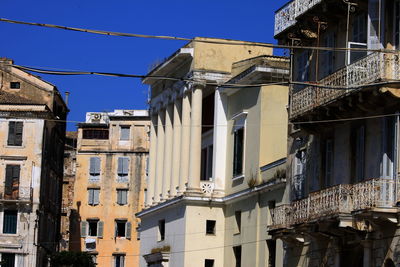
[[88, 188, 100, 206], [3, 210, 18, 235], [82, 129, 109, 140], [114, 254, 125, 267], [89, 157, 101, 183], [7, 121, 23, 147], [116, 189, 128, 205], [117, 157, 130, 183], [232, 112, 247, 179], [206, 220, 216, 235], [120, 126, 131, 141]]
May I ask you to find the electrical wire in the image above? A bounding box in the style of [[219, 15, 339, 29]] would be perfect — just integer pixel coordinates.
[[0, 17, 398, 54]]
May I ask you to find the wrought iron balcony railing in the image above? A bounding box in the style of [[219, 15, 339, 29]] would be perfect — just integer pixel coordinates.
[[290, 52, 400, 119], [274, 0, 322, 36], [0, 186, 32, 202], [269, 178, 399, 230]]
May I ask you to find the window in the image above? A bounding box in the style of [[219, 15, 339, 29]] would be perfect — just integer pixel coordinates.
[[206, 220, 216, 235], [296, 50, 310, 84], [9, 82, 20, 89], [117, 189, 128, 205], [321, 32, 335, 78], [120, 126, 130, 140], [3, 210, 17, 234], [233, 114, 246, 178], [205, 259, 215, 267], [81, 219, 103, 238], [352, 13, 367, 43], [158, 220, 165, 241], [1, 253, 15, 267], [354, 126, 365, 182], [293, 150, 306, 200], [89, 157, 101, 182], [82, 129, 109, 139], [233, 246, 242, 267], [115, 220, 131, 239], [234, 211, 241, 234], [117, 157, 129, 182], [114, 254, 125, 267], [266, 240, 276, 267], [201, 145, 213, 181], [382, 117, 397, 179], [324, 139, 334, 187], [88, 188, 100, 206], [5, 165, 20, 200], [7, 121, 23, 146]]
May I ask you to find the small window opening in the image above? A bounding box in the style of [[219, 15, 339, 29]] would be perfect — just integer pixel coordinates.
[[206, 220, 216, 235]]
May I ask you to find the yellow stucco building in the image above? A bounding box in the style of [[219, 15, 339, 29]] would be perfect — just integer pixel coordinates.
[[70, 110, 149, 266], [137, 38, 289, 267]]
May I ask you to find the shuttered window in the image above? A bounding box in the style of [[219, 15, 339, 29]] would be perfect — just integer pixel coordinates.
[[115, 220, 131, 239], [117, 158, 129, 182], [120, 126, 130, 141], [7, 122, 23, 146], [116, 189, 128, 205], [114, 254, 125, 267], [89, 157, 101, 182], [88, 189, 100, 206], [3, 210, 17, 234], [5, 165, 20, 200], [84, 219, 103, 238]]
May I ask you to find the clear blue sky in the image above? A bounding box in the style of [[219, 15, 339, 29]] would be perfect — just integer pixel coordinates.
[[0, 0, 288, 131]]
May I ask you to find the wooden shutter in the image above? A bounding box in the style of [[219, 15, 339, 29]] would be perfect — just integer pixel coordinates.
[[122, 158, 129, 175], [126, 222, 132, 239], [7, 122, 15, 146], [88, 189, 94, 205], [122, 190, 127, 205], [81, 221, 87, 237], [90, 157, 100, 175], [93, 189, 99, 205], [117, 158, 123, 175], [14, 122, 23, 146], [97, 221, 104, 238]]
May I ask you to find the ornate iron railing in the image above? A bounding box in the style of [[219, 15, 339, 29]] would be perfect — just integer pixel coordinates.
[[274, 0, 296, 36], [269, 178, 399, 230], [0, 186, 32, 202], [295, 0, 322, 18], [290, 52, 400, 119]]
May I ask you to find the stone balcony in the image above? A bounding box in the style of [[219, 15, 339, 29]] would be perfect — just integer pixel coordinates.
[[274, 0, 323, 36], [290, 52, 400, 119], [269, 178, 399, 230], [0, 186, 32, 203]]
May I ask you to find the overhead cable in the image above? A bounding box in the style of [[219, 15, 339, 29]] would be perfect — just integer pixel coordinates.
[[0, 17, 397, 53]]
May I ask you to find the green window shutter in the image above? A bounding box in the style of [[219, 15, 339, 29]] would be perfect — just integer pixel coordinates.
[[126, 222, 132, 239], [12, 165, 20, 186], [5, 165, 13, 188], [7, 122, 15, 146], [117, 190, 121, 204], [14, 122, 23, 146], [97, 221, 104, 238], [81, 221, 87, 237], [122, 190, 127, 205], [90, 157, 100, 176]]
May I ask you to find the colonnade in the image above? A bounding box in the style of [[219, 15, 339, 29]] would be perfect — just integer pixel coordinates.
[[145, 82, 205, 206]]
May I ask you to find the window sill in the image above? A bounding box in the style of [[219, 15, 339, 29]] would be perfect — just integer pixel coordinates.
[[1, 233, 18, 236], [4, 145, 25, 149], [232, 174, 244, 181]]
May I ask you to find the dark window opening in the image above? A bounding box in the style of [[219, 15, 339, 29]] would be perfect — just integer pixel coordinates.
[[206, 220, 216, 235], [115, 220, 126, 237], [235, 211, 241, 234], [205, 259, 215, 267], [82, 129, 109, 140], [233, 246, 242, 267], [266, 240, 276, 267], [201, 92, 215, 134], [158, 219, 165, 241], [114, 254, 125, 267], [233, 128, 244, 177], [201, 145, 213, 181], [1, 253, 15, 267], [3, 210, 17, 234], [10, 82, 20, 89], [88, 220, 98, 237]]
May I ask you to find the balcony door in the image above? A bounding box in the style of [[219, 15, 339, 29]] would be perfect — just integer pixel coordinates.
[[394, 0, 400, 48]]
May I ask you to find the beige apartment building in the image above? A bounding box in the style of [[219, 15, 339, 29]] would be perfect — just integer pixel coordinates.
[[270, 0, 400, 266], [0, 58, 68, 266], [137, 38, 290, 267], [69, 110, 149, 267]]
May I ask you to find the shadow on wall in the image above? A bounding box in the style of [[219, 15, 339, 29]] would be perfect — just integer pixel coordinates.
[[69, 201, 82, 252]]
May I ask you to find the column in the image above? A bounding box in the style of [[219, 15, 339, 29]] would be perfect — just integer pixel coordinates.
[[178, 92, 191, 194], [187, 82, 204, 193], [212, 89, 228, 196], [161, 104, 173, 200], [154, 110, 165, 204], [169, 98, 182, 198], [145, 114, 157, 207]]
